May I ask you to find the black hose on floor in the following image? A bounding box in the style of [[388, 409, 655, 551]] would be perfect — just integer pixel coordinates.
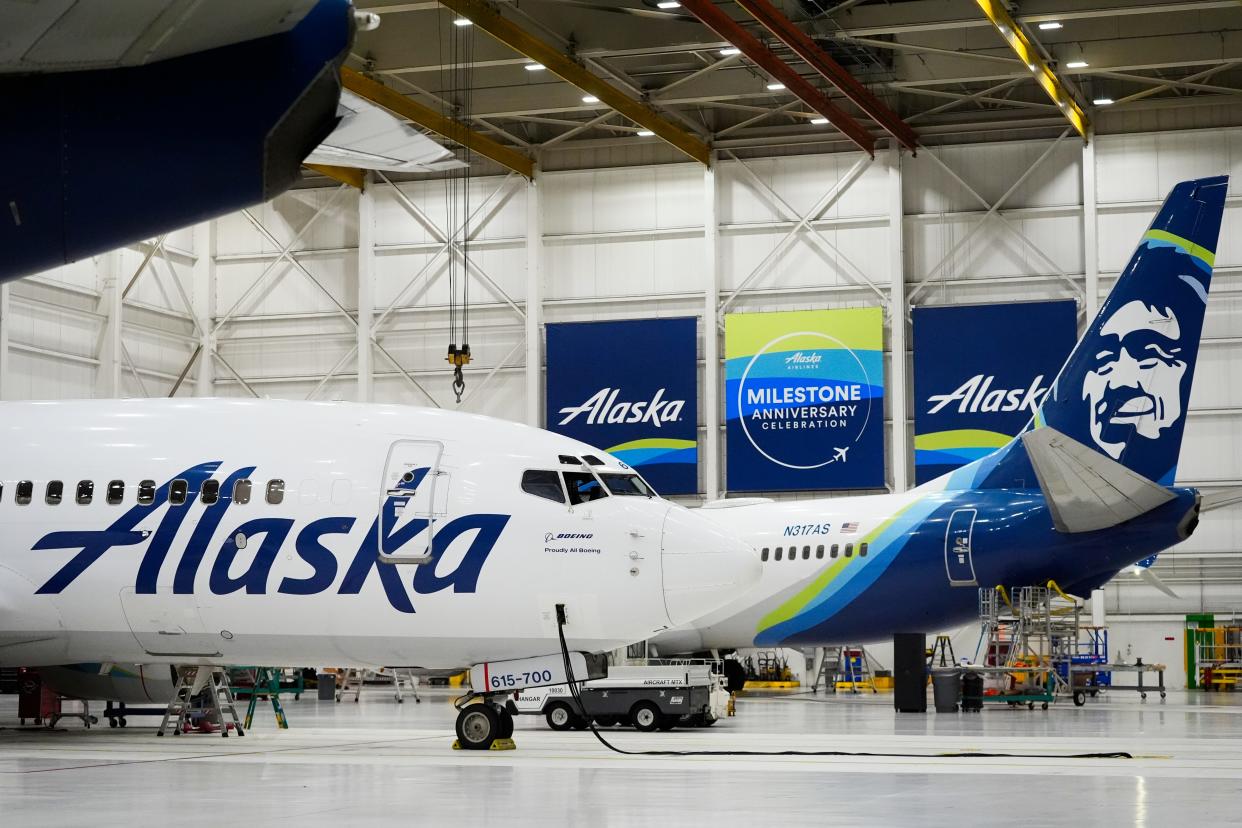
[[553, 606, 1132, 760]]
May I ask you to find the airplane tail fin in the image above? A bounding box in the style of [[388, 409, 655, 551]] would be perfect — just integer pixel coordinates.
[[1035, 175, 1228, 485], [956, 175, 1229, 493]]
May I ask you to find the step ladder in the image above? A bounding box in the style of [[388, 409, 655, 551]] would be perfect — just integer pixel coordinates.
[[928, 635, 957, 668], [377, 667, 422, 704], [813, 646, 878, 694], [243, 667, 289, 730], [158, 666, 244, 737], [337, 667, 423, 703]]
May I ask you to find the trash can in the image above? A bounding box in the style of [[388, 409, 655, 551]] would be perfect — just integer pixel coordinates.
[[931, 668, 961, 713], [317, 673, 336, 701], [961, 670, 984, 712]]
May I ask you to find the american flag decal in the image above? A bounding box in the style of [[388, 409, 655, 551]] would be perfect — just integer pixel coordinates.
[[841, 522, 859, 534]]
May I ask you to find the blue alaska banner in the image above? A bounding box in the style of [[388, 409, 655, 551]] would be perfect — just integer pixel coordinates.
[[912, 300, 1077, 484], [546, 317, 698, 494]]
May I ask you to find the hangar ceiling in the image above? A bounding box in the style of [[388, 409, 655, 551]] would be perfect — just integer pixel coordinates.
[[343, 0, 1242, 173]]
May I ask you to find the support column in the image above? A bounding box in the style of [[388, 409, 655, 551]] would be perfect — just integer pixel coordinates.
[[525, 165, 543, 428], [357, 174, 375, 403], [192, 221, 216, 397], [888, 145, 909, 493], [95, 252, 123, 398], [703, 160, 721, 501], [0, 283, 9, 400], [1081, 130, 1100, 322]]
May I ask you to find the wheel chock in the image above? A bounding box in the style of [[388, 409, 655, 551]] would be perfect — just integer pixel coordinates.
[[451, 738, 517, 751]]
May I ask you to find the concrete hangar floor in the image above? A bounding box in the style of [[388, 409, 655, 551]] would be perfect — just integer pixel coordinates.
[[1, 688, 1240, 826]]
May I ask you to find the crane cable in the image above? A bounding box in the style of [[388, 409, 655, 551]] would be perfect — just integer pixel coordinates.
[[440, 11, 473, 404]]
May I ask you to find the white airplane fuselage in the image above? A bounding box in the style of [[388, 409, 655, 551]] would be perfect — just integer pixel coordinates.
[[0, 399, 758, 669]]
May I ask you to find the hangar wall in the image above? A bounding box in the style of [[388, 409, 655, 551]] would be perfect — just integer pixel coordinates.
[[5, 125, 1242, 663]]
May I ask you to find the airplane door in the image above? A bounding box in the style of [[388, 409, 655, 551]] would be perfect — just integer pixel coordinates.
[[380, 440, 448, 564], [119, 587, 223, 658], [944, 509, 978, 587]]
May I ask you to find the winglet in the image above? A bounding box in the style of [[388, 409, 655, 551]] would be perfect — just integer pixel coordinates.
[[1021, 426, 1174, 533]]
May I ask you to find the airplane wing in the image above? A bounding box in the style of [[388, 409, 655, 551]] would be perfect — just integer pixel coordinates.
[[0, 1, 321, 73], [305, 91, 467, 174], [1021, 426, 1175, 533]]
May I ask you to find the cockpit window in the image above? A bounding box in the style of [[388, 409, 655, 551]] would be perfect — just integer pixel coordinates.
[[599, 473, 652, 497], [558, 455, 581, 466], [582, 455, 605, 466], [563, 471, 607, 505], [521, 470, 566, 504]]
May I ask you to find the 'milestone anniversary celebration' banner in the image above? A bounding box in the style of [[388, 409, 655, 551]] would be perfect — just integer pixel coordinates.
[[912, 300, 1078, 484], [545, 317, 698, 495], [725, 308, 885, 492]]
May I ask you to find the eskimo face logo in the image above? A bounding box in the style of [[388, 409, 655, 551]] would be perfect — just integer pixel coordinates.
[[1082, 300, 1187, 459], [738, 331, 872, 470]]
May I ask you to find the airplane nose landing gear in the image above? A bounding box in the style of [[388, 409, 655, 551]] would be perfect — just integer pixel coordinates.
[[452, 695, 516, 751]]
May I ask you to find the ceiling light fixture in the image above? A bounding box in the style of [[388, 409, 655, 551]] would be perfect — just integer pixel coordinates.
[[525, 62, 546, 72], [1038, 21, 1062, 30], [1065, 60, 1088, 69], [719, 47, 741, 56], [657, 1, 681, 8], [766, 82, 785, 91], [582, 95, 600, 104], [453, 17, 472, 27], [810, 117, 829, 125], [1093, 97, 1114, 105], [637, 129, 655, 137]]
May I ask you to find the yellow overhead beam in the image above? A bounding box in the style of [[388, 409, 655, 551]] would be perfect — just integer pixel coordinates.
[[305, 163, 366, 189], [341, 66, 536, 179], [974, 0, 1089, 139], [437, 0, 712, 166]]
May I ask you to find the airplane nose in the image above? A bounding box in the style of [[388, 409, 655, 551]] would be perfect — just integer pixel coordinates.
[[659, 505, 762, 627]]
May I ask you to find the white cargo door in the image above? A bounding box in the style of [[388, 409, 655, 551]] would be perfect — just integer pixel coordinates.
[[379, 440, 448, 564], [119, 587, 223, 658]]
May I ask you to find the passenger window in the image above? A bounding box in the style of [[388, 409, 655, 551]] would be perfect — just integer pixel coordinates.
[[76, 480, 94, 505], [860, 542, 869, 558], [107, 480, 125, 505], [761, 547, 769, 562], [201, 479, 220, 505], [233, 479, 252, 505], [16, 480, 33, 505], [831, 544, 839, 558], [522, 470, 566, 504], [46, 481, 64, 505], [816, 545, 825, 559], [169, 479, 188, 505], [844, 543, 854, 558], [775, 547, 783, 561], [266, 480, 285, 505], [803, 546, 811, 560], [563, 471, 606, 505], [137, 480, 155, 505]]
